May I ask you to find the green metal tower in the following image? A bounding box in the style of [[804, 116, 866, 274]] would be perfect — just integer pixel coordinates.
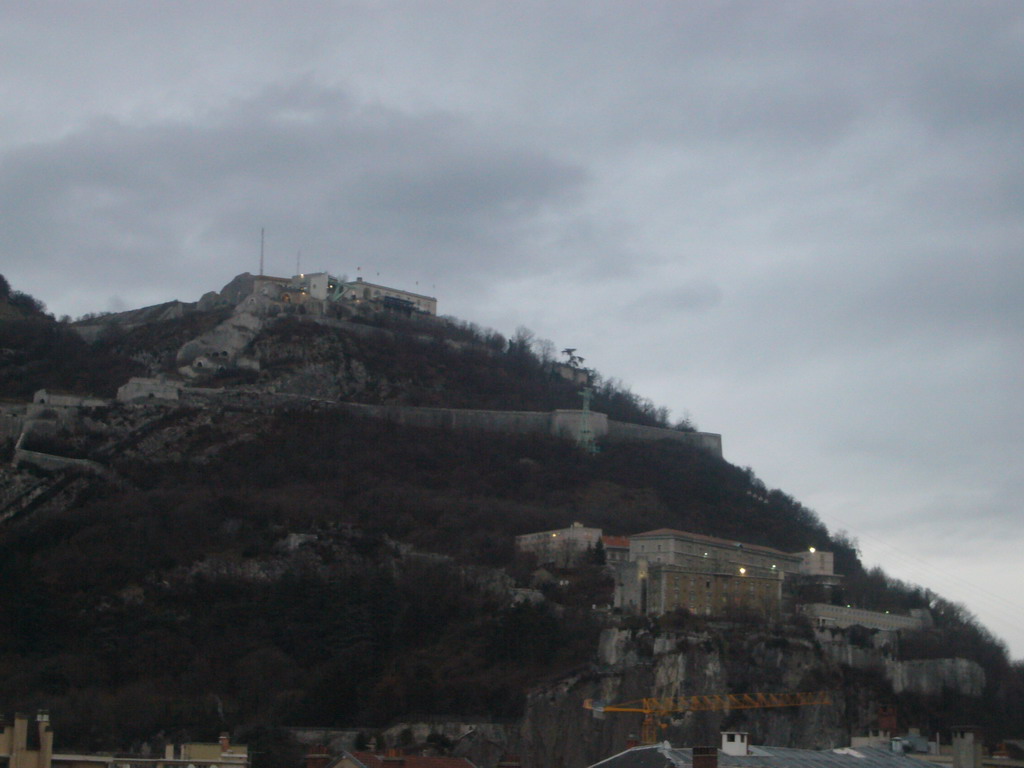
[[578, 386, 598, 454]]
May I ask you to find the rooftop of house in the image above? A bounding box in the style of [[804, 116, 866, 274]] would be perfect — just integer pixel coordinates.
[[343, 753, 476, 768], [590, 744, 941, 768], [602, 535, 631, 549]]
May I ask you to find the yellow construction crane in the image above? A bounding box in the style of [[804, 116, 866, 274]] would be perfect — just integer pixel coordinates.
[[583, 691, 832, 745]]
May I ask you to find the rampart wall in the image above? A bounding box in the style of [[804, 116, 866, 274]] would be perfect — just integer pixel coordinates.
[[337, 401, 723, 457], [337, 402, 553, 435], [606, 420, 723, 455], [802, 603, 925, 631], [12, 448, 106, 475]]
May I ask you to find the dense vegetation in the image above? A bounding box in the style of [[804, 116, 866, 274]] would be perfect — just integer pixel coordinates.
[[0, 280, 145, 399], [256, 314, 686, 428], [1, 274, 1021, 758]]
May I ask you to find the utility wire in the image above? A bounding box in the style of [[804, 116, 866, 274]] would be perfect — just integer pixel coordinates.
[[819, 511, 1024, 647]]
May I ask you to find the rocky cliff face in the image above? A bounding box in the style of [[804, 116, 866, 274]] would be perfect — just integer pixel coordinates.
[[884, 658, 985, 697], [518, 626, 847, 768], [513, 624, 993, 768], [815, 628, 987, 697]]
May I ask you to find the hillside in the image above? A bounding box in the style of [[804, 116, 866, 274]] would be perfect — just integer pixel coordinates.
[[0, 274, 1021, 767]]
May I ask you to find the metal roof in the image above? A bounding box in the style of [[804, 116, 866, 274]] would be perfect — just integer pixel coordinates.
[[590, 744, 944, 768]]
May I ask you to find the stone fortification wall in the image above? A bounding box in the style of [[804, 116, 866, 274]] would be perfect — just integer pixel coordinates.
[[551, 409, 608, 441], [33, 390, 109, 408], [802, 603, 925, 632], [117, 377, 181, 403], [336, 402, 723, 456], [338, 402, 553, 434], [606, 420, 723, 456], [339, 403, 725, 457], [12, 447, 106, 475]]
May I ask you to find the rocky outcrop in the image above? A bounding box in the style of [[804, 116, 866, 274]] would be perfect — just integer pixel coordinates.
[[218, 272, 258, 305], [176, 309, 263, 376], [884, 657, 985, 696], [72, 300, 196, 342], [520, 627, 846, 768], [812, 627, 985, 697]]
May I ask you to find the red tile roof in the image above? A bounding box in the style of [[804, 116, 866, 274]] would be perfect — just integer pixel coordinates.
[[631, 528, 800, 558], [602, 536, 630, 548], [348, 753, 476, 768]]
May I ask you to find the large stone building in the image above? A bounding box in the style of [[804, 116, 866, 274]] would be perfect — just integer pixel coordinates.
[[613, 529, 807, 617], [255, 273, 438, 316], [602, 536, 630, 565], [338, 276, 437, 315]]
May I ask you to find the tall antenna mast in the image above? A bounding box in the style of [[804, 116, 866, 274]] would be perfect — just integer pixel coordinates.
[[259, 228, 265, 277], [296, 250, 302, 276]]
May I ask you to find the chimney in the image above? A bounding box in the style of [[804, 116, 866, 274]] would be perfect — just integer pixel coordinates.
[[36, 712, 52, 768], [13, 713, 29, 768], [952, 727, 983, 768], [878, 706, 898, 734], [305, 745, 331, 768], [693, 745, 718, 768], [721, 732, 749, 757], [219, 733, 231, 753]]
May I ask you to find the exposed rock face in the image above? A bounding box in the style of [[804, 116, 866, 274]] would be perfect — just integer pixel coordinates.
[[196, 290, 226, 312], [176, 309, 264, 375], [813, 626, 986, 697], [521, 627, 847, 768], [884, 657, 985, 696], [72, 300, 196, 343], [218, 272, 257, 305]]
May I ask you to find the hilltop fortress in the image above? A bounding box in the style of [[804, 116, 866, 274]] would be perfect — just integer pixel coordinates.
[[8, 271, 722, 472], [252, 272, 438, 316]]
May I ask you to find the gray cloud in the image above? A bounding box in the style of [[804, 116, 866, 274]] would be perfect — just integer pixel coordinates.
[[0, 80, 587, 311], [624, 282, 723, 316]]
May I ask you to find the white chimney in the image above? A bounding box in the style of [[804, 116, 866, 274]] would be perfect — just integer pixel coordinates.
[[721, 732, 749, 757], [952, 727, 983, 768]]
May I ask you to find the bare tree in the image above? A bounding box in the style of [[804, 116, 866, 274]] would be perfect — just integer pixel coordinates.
[[561, 348, 584, 368]]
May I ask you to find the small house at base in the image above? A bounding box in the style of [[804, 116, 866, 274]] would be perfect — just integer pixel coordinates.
[[0, 712, 247, 768], [334, 752, 476, 768]]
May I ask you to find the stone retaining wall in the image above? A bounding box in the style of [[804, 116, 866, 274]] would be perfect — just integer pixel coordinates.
[[337, 401, 723, 457]]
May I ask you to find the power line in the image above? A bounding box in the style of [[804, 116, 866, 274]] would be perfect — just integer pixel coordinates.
[[819, 511, 1024, 646]]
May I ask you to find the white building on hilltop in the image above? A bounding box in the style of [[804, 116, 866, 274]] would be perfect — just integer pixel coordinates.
[[337, 276, 437, 315], [255, 273, 438, 315]]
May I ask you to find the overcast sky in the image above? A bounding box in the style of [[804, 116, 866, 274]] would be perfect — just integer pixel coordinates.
[[2, 2, 1022, 658]]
